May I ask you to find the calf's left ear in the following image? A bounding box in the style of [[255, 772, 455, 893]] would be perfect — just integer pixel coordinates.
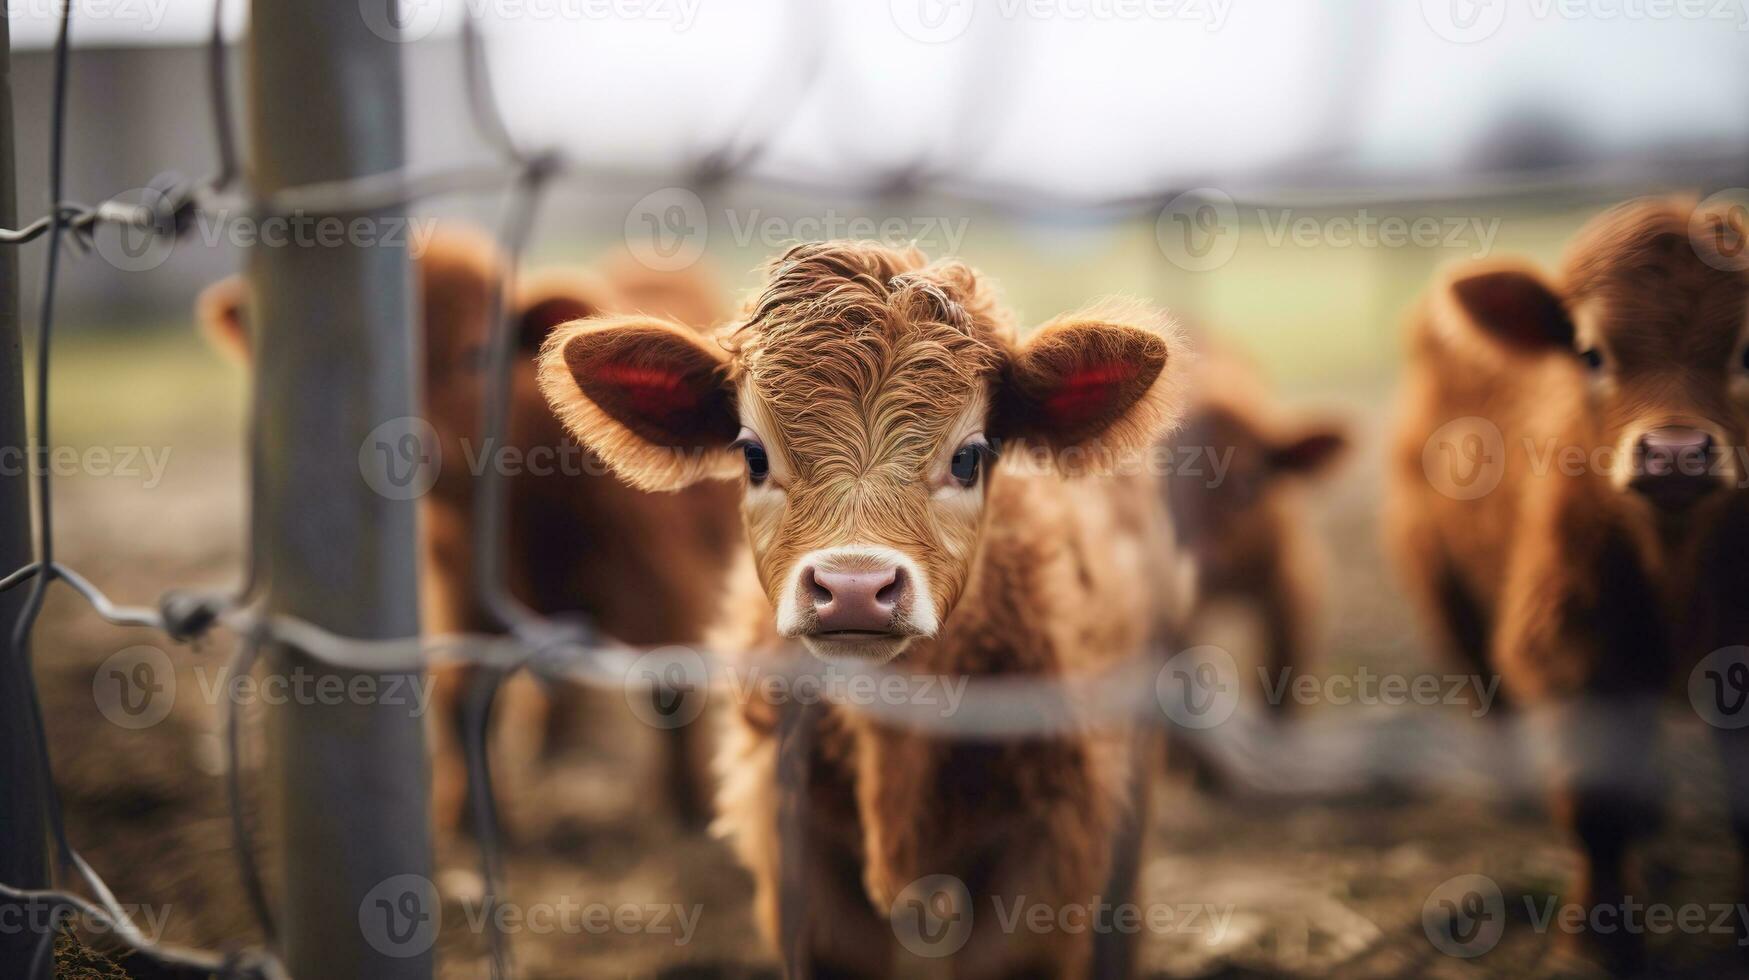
[[515, 270, 622, 352], [538, 315, 741, 491], [993, 303, 1186, 470]]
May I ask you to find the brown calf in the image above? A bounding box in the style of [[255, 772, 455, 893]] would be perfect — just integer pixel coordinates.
[[540, 241, 1188, 977], [197, 228, 741, 835], [1387, 196, 1749, 969], [1167, 342, 1346, 718]]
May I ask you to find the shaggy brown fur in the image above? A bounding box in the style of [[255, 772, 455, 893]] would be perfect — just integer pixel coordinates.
[[1387, 196, 1749, 970], [1167, 342, 1346, 717], [196, 229, 742, 835], [541, 241, 1189, 977]]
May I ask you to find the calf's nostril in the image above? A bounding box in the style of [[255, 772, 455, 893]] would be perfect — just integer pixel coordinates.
[[876, 566, 907, 607], [803, 567, 833, 605]]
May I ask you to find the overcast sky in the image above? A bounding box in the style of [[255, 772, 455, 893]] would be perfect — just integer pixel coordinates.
[[11, 0, 1748, 197]]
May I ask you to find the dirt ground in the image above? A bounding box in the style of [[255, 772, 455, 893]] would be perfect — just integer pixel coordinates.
[[26, 375, 1749, 980]]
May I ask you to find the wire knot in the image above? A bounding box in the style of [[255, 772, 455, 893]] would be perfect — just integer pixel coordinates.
[[158, 590, 224, 643]]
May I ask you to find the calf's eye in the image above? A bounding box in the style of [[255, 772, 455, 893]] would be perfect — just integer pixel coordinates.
[[1740, 346, 1749, 371], [1580, 348, 1605, 371], [950, 442, 990, 488], [743, 443, 770, 483]]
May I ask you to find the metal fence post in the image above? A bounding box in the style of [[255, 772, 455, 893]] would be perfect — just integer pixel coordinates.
[[0, 10, 51, 979], [247, 3, 432, 977]]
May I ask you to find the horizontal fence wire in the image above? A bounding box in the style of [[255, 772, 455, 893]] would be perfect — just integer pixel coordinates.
[[0, 2, 1734, 978]]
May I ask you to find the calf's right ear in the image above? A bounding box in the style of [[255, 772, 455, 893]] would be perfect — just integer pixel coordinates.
[[538, 315, 740, 491], [195, 275, 251, 362], [1441, 260, 1574, 353]]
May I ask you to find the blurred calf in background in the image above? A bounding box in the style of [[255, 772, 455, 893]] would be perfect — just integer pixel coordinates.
[[197, 227, 742, 838], [1388, 197, 1749, 970], [1168, 341, 1347, 719]]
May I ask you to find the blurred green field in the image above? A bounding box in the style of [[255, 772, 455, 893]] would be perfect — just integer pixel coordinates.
[[39, 199, 1608, 428], [37, 323, 243, 449]]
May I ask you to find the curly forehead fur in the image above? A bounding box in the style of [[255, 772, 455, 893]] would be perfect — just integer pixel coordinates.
[[724, 241, 1013, 476], [1554, 197, 1749, 376]]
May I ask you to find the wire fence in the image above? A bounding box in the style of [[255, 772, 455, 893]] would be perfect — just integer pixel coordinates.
[[0, 2, 1741, 979]]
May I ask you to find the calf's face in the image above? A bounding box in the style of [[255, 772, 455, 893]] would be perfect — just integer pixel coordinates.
[[541, 242, 1182, 663], [1444, 198, 1749, 513], [1170, 400, 1345, 545]]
